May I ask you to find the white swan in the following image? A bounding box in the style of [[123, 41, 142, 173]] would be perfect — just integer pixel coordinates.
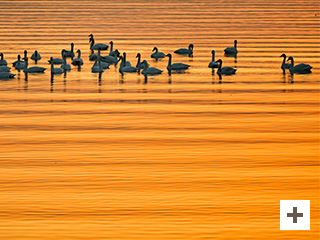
[[72, 50, 84, 66], [151, 47, 165, 59], [166, 53, 190, 71], [65, 43, 75, 59], [208, 50, 219, 68], [174, 44, 193, 55], [136, 53, 145, 70], [0, 53, 7, 66], [48, 50, 65, 64], [0, 72, 15, 79], [224, 40, 238, 54], [89, 34, 108, 53], [141, 60, 162, 76], [31, 50, 41, 63], [122, 52, 132, 67], [50, 57, 64, 74], [13, 50, 27, 67], [280, 53, 291, 73], [109, 41, 118, 56], [0, 65, 10, 72], [119, 54, 138, 73], [60, 53, 71, 71], [287, 56, 312, 74], [91, 49, 104, 73], [24, 57, 46, 73], [216, 59, 236, 75]]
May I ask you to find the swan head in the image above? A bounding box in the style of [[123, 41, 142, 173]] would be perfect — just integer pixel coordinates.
[[189, 44, 194, 50], [280, 53, 286, 58], [77, 49, 81, 53], [234, 40, 237, 45], [62, 49, 66, 54], [211, 50, 215, 54], [88, 34, 93, 37], [287, 56, 293, 61], [109, 41, 113, 45], [152, 47, 158, 52], [63, 53, 67, 59], [216, 59, 222, 65], [17, 55, 21, 60], [165, 53, 172, 58], [136, 53, 141, 58]]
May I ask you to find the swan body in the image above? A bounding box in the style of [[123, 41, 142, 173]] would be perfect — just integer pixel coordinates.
[[65, 43, 75, 59], [93, 61, 110, 69], [166, 53, 190, 71], [72, 50, 84, 66], [141, 60, 162, 75], [60, 53, 71, 71], [101, 50, 119, 64], [0, 53, 7, 66], [151, 47, 165, 59], [208, 50, 219, 68], [174, 44, 193, 55], [217, 59, 236, 75], [0, 66, 11, 72], [287, 56, 312, 74], [31, 50, 41, 62], [50, 57, 64, 74], [0, 72, 15, 79], [24, 57, 46, 73], [224, 40, 238, 54]]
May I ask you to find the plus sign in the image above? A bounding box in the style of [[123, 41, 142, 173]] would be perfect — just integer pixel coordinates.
[[287, 207, 303, 223]]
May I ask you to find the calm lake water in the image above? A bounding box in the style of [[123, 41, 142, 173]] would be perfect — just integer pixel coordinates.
[[0, 0, 319, 239]]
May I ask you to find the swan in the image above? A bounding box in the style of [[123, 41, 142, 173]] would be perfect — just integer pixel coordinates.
[[216, 59, 236, 75], [151, 47, 165, 59], [89, 34, 108, 53], [287, 56, 312, 74], [72, 50, 84, 66], [224, 40, 238, 54], [24, 57, 46, 73], [31, 50, 41, 63], [91, 49, 104, 73], [208, 50, 219, 68], [13, 50, 27, 67], [109, 41, 119, 57], [65, 43, 75, 59], [174, 44, 193, 55], [166, 53, 190, 71], [141, 60, 162, 76], [50, 57, 64, 74], [14, 55, 25, 70], [122, 52, 131, 67], [0, 65, 10, 72], [48, 50, 65, 64], [119, 55, 138, 73], [0, 53, 7, 66], [0, 72, 15, 79], [136, 53, 145, 70], [280, 54, 290, 72], [60, 53, 71, 71]]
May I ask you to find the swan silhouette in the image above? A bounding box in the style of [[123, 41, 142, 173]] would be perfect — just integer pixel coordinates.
[[72, 50, 84, 66], [60, 53, 71, 71], [89, 34, 108, 53], [151, 47, 165, 59], [14, 55, 25, 70], [31, 50, 41, 63], [136, 53, 145, 70], [280, 53, 291, 73], [166, 53, 190, 71], [50, 57, 64, 74], [48, 50, 65, 64], [0, 65, 10, 72], [141, 60, 162, 76], [24, 57, 46, 73], [174, 44, 193, 55], [0, 72, 15, 79], [208, 50, 219, 68], [13, 50, 27, 67], [224, 40, 238, 54], [287, 56, 312, 74], [0, 53, 7, 66], [119, 53, 138, 73], [65, 43, 75, 59], [216, 59, 236, 75], [91, 49, 105, 73]]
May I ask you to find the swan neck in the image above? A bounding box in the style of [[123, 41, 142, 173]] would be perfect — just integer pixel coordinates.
[[78, 51, 81, 58], [281, 55, 286, 67], [110, 42, 113, 51], [167, 55, 172, 67], [212, 52, 215, 62], [137, 54, 140, 64]]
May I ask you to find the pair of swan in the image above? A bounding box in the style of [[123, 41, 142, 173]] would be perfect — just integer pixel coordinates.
[[224, 40, 238, 54], [174, 44, 193, 56], [280, 53, 312, 74]]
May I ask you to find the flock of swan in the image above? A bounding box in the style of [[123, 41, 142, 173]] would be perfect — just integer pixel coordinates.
[[0, 35, 313, 80]]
